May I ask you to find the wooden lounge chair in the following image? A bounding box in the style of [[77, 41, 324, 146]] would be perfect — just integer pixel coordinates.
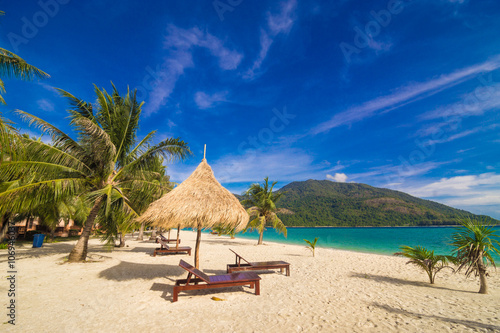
[[173, 260, 261, 302], [155, 234, 181, 244], [226, 249, 290, 276], [153, 240, 191, 257]]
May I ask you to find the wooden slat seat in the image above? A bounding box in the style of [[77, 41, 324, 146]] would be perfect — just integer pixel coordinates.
[[173, 260, 261, 302], [226, 249, 290, 276], [153, 240, 191, 257]]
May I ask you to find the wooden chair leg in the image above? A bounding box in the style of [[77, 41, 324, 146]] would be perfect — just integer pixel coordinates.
[[173, 287, 179, 302], [255, 280, 260, 295]]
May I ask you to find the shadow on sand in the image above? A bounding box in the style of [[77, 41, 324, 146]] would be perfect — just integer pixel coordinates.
[[0, 241, 114, 262], [98, 260, 185, 281], [350, 272, 474, 294], [371, 302, 500, 331]]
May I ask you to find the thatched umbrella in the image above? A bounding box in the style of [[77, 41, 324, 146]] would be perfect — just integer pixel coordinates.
[[138, 156, 249, 268]]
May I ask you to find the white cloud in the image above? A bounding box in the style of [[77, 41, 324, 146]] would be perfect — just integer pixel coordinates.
[[37, 99, 55, 112], [421, 83, 500, 121], [311, 55, 500, 134], [144, 25, 242, 116], [244, 0, 297, 79], [194, 91, 228, 109], [267, 0, 297, 36], [243, 30, 273, 79], [399, 173, 500, 198], [167, 146, 337, 188], [326, 173, 348, 182], [379, 173, 500, 219]]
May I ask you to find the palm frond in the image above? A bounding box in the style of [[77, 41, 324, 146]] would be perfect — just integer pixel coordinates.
[[14, 110, 87, 158], [0, 48, 50, 81], [56, 88, 95, 122]]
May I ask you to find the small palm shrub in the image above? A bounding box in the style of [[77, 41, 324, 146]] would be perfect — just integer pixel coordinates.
[[394, 245, 455, 284], [304, 237, 319, 257]]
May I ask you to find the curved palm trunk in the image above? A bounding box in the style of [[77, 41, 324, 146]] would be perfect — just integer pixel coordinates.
[[136, 222, 145, 241], [0, 213, 11, 240], [478, 254, 488, 294], [257, 229, 264, 245], [149, 228, 157, 241], [50, 226, 55, 242], [118, 232, 126, 247], [68, 197, 103, 262]]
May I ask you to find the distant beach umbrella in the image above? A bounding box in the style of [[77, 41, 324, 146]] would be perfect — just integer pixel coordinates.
[[138, 150, 249, 268]]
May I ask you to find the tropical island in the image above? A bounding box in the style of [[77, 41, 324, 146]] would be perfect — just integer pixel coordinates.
[[250, 179, 499, 227], [1, 2, 500, 332]]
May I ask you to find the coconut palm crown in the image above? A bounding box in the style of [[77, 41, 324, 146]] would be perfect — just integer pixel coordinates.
[[451, 217, 500, 294], [242, 177, 287, 245], [0, 84, 191, 261]]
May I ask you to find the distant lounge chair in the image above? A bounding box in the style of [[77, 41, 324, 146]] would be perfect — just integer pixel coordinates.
[[226, 249, 290, 276], [153, 240, 191, 257], [156, 234, 181, 244], [173, 259, 261, 302]]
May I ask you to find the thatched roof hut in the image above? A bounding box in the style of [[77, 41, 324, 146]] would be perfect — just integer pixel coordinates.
[[138, 158, 249, 267]]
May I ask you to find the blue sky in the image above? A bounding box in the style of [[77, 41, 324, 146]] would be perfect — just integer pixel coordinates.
[[1, 0, 499, 218]]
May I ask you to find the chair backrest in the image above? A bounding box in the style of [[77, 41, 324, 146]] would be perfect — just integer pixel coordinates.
[[159, 240, 170, 249], [179, 260, 211, 283], [229, 248, 251, 264], [159, 234, 168, 241]]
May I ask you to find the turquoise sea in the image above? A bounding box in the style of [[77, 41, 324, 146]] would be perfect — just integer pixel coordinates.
[[228, 226, 500, 260]]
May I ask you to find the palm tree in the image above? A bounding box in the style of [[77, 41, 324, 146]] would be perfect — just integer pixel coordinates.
[[0, 84, 191, 262], [0, 11, 49, 104], [101, 156, 171, 247], [304, 237, 319, 257], [394, 245, 456, 284], [242, 177, 287, 245], [1, 9, 49, 231], [451, 217, 500, 294]]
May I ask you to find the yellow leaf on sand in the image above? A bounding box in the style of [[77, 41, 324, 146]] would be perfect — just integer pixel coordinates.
[[211, 297, 226, 301]]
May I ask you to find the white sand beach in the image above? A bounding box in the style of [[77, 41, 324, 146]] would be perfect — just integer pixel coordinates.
[[2, 231, 499, 332]]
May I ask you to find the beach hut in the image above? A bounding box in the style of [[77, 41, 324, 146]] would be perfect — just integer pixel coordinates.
[[138, 155, 249, 268]]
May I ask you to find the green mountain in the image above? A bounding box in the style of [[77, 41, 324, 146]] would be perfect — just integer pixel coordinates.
[[243, 179, 498, 227]]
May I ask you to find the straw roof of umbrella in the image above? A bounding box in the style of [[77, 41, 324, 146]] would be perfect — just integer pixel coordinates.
[[138, 157, 249, 267], [138, 158, 249, 231]]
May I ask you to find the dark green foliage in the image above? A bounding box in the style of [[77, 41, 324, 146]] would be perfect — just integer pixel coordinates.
[[394, 245, 456, 284], [451, 217, 500, 293], [236, 180, 498, 227]]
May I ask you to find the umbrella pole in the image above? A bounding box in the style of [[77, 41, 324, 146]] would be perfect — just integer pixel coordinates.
[[176, 224, 180, 249], [195, 227, 202, 268], [168, 229, 171, 239]]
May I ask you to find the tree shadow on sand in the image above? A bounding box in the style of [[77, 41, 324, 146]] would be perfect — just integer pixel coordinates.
[[0, 241, 114, 262], [98, 261, 185, 281], [371, 302, 500, 331], [350, 272, 475, 294]]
